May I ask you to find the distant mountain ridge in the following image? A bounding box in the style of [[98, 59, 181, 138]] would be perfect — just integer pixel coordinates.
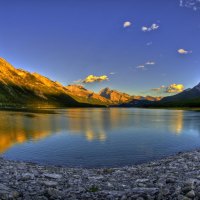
[[1, 57, 197, 108], [119, 82, 200, 108], [99, 87, 162, 104], [155, 82, 200, 107]]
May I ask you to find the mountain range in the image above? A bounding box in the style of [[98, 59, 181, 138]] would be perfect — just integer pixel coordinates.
[[0, 58, 199, 108], [119, 83, 200, 108], [155, 83, 200, 107]]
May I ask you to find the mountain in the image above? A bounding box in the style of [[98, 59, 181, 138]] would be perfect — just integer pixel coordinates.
[[119, 83, 200, 108], [1, 58, 199, 109], [99, 87, 162, 104], [155, 83, 200, 107], [99, 87, 132, 104], [66, 85, 111, 105], [0, 58, 99, 108]]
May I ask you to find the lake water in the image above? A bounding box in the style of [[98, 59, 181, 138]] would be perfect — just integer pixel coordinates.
[[1, 108, 200, 167]]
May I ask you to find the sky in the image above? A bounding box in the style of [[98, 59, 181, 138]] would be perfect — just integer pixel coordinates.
[[1, 0, 200, 96]]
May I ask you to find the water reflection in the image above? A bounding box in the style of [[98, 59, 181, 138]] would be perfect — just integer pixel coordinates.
[[169, 110, 183, 134], [0, 109, 200, 154]]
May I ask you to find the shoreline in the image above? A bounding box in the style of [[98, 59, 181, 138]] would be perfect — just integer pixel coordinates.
[[1, 150, 200, 199]]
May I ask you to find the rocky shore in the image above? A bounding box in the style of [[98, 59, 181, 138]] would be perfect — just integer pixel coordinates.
[[1, 150, 200, 200]]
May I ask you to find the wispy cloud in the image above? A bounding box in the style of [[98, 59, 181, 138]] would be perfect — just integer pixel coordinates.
[[180, 0, 200, 11], [136, 61, 156, 70], [178, 48, 192, 54], [136, 65, 145, 69], [151, 88, 162, 92], [109, 72, 116, 75], [123, 21, 132, 28], [151, 85, 165, 92], [146, 41, 153, 46], [73, 79, 83, 84], [142, 23, 159, 32]]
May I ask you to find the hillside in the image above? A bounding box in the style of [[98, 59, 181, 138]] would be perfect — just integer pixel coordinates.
[[0, 58, 98, 108], [155, 83, 200, 107], [66, 85, 112, 106]]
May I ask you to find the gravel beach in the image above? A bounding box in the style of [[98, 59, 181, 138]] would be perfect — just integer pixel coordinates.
[[1, 150, 200, 200]]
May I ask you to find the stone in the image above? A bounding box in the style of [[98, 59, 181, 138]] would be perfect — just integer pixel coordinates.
[[131, 187, 159, 194], [1, 149, 200, 199], [44, 173, 62, 179], [0, 183, 10, 191], [182, 186, 194, 194], [43, 181, 58, 187], [186, 190, 195, 198], [21, 173, 35, 180], [135, 179, 149, 183], [183, 197, 192, 200]]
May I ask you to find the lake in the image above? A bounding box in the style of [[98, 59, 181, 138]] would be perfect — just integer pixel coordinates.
[[1, 108, 200, 167]]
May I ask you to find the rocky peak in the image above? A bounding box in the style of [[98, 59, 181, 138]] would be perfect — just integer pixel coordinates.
[[66, 84, 87, 92], [99, 87, 111, 95], [99, 87, 131, 103]]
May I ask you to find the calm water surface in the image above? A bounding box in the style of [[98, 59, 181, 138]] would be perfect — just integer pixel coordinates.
[[1, 108, 200, 167]]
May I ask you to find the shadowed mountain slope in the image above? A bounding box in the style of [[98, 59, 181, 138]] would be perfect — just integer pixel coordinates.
[[0, 58, 99, 108], [155, 83, 200, 107]]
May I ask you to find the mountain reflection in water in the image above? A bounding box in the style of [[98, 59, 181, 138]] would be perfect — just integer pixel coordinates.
[[0, 109, 199, 154]]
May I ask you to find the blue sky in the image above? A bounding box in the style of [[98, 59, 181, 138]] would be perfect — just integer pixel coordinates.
[[1, 0, 200, 96]]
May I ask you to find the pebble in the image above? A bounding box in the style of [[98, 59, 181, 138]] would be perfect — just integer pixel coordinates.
[[43, 173, 62, 179], [43, 181, 58, 187], [186, 190, 195, 198], [1, 149, 200, 199]]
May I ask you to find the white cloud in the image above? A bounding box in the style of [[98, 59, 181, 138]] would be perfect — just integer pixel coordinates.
[[178, 48, 192, 54], [110, 72, 115, 75], [151, 23, 159, 30], [82, 75, 109, 83], [151, 84, 184, 94], [142, 23, 159, 32], [142, 26, 148, 32], [166, 84, 184, 93], [146, 61, 155, 65], [123, 21, 132, 28]]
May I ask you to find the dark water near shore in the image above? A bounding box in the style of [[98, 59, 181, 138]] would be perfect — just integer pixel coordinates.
[[1, 108, 200, 167]]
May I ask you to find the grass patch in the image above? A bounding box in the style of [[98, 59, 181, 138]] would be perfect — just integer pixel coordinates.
[[88, 186, 99, 193]]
